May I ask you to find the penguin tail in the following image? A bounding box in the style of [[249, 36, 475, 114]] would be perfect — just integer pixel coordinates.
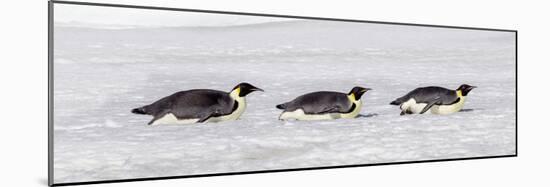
[[276, 103, 286, 110], [390, 100, 402, 106], [131, 106, 148, 115]]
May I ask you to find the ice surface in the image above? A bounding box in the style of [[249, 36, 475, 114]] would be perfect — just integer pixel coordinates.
[[53, 20, 516, 183]]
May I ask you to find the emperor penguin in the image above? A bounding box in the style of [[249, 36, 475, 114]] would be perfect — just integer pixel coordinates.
[[131, 82, 263, 125], [390, 84, 476, 115], [276, 86, 371, 121]]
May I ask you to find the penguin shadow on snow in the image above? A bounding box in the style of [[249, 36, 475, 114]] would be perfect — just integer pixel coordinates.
[[459, 108, 479, 112], [356, 113, 378, 118]]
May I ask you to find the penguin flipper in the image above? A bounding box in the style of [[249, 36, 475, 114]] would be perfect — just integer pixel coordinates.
[[197, 115, 211, 123], [419, 98, 441, 114], [197, 110, 223, 123], [317, 106, 342, 114]]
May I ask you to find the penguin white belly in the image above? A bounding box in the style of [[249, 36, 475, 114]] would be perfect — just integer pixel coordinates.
[[430, 97, 465, 115], [340, 100, 362, 119], [206, 97, 246, 122], [279, 109, 339, 121], [150, 113, 199, 126], [207, 99, 247, 122], [401, 99, 427, 114]]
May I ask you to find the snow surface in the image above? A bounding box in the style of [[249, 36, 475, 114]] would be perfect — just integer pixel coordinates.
[[53, 20, 516, 183]]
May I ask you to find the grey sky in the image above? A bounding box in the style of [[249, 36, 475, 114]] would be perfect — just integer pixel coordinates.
[[54, 3, 293, 28]]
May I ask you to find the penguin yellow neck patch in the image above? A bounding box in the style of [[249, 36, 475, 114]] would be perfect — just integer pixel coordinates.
[[456, 90, 463, 97], [230, 87, 241, 99], [236, 87, 241, 95], [348, 93, 356, 101]]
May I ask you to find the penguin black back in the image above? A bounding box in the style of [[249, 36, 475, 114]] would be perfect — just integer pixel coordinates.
[[390, 86, 457, 106], [277, 91, 350, 114], [132, 89, 235, 118], [131, 82, 263, 125], [390, 84, 477, 115], [276, 87, 370, 114]]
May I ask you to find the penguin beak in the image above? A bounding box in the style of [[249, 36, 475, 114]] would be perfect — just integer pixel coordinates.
[[361, 88, 372, 93], [252, 88, 264, 92], [251, 87, 264, 92]]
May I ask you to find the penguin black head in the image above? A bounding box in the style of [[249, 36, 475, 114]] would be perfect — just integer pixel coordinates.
[[456, 84, 476, 96], [232, 82, 264, 97], [348, 86, 372, 101]]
